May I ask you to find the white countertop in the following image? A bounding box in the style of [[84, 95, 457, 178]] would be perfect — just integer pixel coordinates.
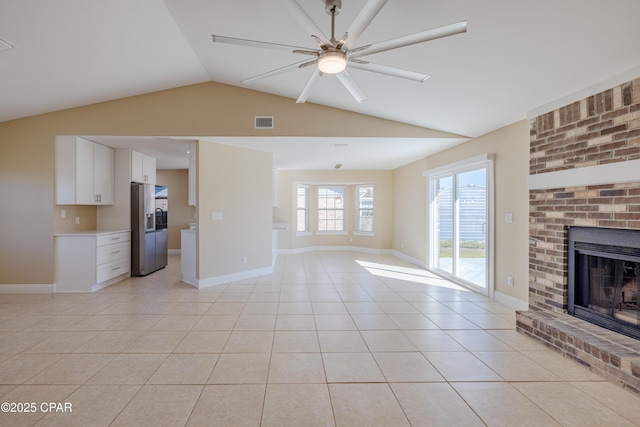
[[54, 229, 129, 237]]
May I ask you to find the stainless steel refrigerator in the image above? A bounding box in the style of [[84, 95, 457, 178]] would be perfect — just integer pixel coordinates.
[[131, 182, 168, 276]]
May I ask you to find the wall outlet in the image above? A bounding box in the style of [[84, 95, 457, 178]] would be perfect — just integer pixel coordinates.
[[507, 276, 514, 287], [75, 216, 80, 225], [61, 209, 66, 219], [504, 213, 514, 223], [242, 256, 247, 265]]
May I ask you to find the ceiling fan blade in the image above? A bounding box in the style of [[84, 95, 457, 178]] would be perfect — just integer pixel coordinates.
[[281, 0, 331, 47], [343, 0, 388, 49], [347, 61, 430, 82], [296, 68, 321, 104], [349, 21, 468, 59], [335, 71, 367, 104], [241, 61, 309, 84], [212, 35, 310, 53]]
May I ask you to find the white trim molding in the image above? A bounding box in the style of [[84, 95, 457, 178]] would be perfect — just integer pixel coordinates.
[[494, 291, 529, 311], [527, 65, 640, 119], [527, 159, 640, 190], [422, 153, 496, 177], [279, 246, 392, 256], [187, 265, 275, 289], [0, 284, 55, 294], [390, 250, 428, 269]]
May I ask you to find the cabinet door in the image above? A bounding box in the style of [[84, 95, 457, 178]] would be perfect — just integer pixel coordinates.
[[143, 155, 156, 185], [131, 150, 145, 183], [93, 143, 114, 205], [75, 138, 96, 204], [131, 151, 156, 184]]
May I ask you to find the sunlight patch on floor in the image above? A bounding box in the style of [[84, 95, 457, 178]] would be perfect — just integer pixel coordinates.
[[355, 260, 468, 291]]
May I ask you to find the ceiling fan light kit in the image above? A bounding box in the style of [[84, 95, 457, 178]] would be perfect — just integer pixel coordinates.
[[211, 0, 467, 103], [318, 50, 347, 74]]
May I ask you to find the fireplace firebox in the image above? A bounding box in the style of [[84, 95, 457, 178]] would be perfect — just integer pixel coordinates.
[[568, 227, 640, 340]]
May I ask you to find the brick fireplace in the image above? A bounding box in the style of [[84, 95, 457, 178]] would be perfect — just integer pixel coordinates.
[[516, 77, 640, 391]]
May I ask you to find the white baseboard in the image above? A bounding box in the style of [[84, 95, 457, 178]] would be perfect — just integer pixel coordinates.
[[390, 250, 428, 269], [278, 246, 393, 256], [0, 284, 55, 294], [168, 249, 181, 255], [494, 291, 529, 311], [189, 265, 275, 289]]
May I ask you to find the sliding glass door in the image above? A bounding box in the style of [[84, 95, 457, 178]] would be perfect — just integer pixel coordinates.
[[429, 160, 491, 292]]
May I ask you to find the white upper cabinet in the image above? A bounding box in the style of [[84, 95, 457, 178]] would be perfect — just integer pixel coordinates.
[[90, 142, 114, 205], [55, 136, 115, 205], [131, 150, 156, 184]]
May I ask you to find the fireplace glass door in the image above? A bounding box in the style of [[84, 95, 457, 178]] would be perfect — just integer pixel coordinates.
[[575, 253, 640, 328], [568, 226, 640, 339]]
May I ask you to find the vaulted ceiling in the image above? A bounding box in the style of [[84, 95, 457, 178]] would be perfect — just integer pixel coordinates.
[[2, 0, 639, 169]]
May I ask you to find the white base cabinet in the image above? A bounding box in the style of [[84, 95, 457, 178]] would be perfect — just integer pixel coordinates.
[[55, 230, 130, 292]]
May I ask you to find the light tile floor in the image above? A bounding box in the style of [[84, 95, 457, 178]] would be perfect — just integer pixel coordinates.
[[1, 251, 639, 426]]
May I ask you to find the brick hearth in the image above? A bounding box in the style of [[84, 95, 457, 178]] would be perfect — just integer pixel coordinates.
[[517, 77, 640, 392]]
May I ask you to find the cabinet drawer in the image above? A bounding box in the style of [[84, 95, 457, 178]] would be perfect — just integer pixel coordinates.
[[97, 241, 130, 265], [97, 232, 130, 247], [96, 258, 130, 283]]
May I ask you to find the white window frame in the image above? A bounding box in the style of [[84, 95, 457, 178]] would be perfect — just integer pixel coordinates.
[[296, 184, 311, 236], [316, 185, 346, 235], [354, 184, 375, 236], [423, 153, 495, 297]]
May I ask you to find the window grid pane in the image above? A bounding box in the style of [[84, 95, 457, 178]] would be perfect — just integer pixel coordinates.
[[297, 185, 308, 232], [357, 185, 374, 232], [318, 187, 344, 231]]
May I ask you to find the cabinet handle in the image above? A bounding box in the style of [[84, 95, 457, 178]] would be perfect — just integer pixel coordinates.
[[111, 237, 120, 241], [111, 250, 121, 254], [111, 266, 121, 271]]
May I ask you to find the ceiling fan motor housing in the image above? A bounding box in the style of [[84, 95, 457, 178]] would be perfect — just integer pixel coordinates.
[[324, 0, 342, 15]]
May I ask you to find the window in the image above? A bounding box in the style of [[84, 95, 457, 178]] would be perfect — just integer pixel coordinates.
[[356, 185, 374, 233], [425, 154, 494, 296], [296, 184, 309, 232], [317, 186, 344, 232]]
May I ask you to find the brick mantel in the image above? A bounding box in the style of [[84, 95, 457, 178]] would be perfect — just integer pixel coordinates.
[[518, 77, 640, 392], [528, 78, 640, 314]]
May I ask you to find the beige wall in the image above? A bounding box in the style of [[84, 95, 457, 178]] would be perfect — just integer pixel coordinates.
[[274, 170, 393, 251], [392, 120, 530, 303], [197, 140, 272, 279], [155, 169, 194, 250], [0, 82, 450, 286]]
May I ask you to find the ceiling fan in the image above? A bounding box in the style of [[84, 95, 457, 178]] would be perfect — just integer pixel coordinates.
[[212, 0, 467, 104]]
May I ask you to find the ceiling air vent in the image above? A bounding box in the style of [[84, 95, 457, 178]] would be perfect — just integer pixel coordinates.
[[255, 116, 274, 129]]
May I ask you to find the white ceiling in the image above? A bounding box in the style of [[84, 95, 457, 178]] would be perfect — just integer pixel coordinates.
[[2, 0, 640, 169]]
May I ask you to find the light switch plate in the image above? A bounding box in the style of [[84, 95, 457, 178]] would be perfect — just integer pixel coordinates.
[[504, 213, 513, 223], [210, 212, 223, 221]]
